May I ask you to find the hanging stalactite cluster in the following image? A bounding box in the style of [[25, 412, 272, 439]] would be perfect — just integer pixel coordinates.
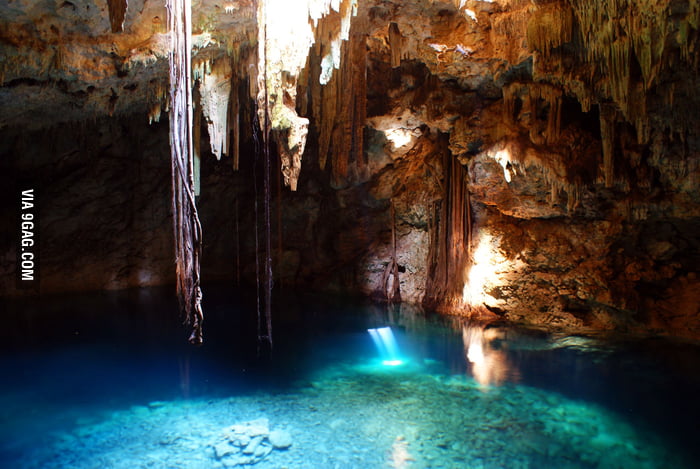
[[167, 0, 204, 345], [495, 0, 700, 216], [424, 144, 472, 312], [499, 81, 587, 210], [502, 81, 563, 146], [302, 5, 367, 188], [256, 0, 358, 191], [526, 2, 573, 58], [528, 0, 700, 166], [516, 0, 698, 216]]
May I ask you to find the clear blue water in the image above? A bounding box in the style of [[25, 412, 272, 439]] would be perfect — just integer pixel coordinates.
[[1, 286, 699, 468]]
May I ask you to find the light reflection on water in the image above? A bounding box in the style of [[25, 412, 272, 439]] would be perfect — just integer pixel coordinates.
[[462, 323, 516, 388]]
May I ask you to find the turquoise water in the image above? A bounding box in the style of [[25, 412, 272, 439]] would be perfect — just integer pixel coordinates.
[[1, 286, 698, 468]]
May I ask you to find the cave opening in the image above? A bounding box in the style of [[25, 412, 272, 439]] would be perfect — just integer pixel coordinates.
[[1, 0, 700, 467]]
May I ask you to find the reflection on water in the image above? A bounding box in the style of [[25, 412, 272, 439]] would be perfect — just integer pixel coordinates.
[[389, 436, 413, 469], [462, 323, 516, 388], [368, 303, 527, 388], [462, 324, 510, 387]]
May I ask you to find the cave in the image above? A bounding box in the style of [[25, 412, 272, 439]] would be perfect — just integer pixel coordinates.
[[1, 0, 700, 467]]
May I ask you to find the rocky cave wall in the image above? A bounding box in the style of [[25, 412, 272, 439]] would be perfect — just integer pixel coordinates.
[[296, 0, 700, 338], [0, 119, 175, 293], [1, 0, 699, 338]]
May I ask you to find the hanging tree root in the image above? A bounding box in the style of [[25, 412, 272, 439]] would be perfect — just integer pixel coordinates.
[[168, 0, 204, 345]]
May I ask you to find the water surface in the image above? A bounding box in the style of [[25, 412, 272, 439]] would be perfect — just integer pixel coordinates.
[[1, 286, 698, 468]]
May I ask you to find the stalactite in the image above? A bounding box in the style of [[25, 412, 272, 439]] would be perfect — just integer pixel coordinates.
[[331, 24, 366, 187], [107, 0, 128, 33], [550, 181, 559, 206], [198, 58, 232, 160], [336, 43, 354, 183], [524, 0, 700, 149], [310, 11, 367, 187], [193, 86, 201, 196], [274, 115, 309, 191], [466, 186, 472, 256], [317, 1, 356, 85], [167, 0, 204, 345], [425, 201, 438, 297], [529, 84, 563, 144], [503, 82, 562, 144], [298, 60, 310, 117], [350, 21, 367, 172], [567, 184, 580, 213], [148, 103, 162, 124], [448, 156, 469, 281], [608, 38, 631, 117], [550, 92, 563, 144], [388, 22, 403, 68], [569, 0, 682, 99], [147, 81, 168, 124]]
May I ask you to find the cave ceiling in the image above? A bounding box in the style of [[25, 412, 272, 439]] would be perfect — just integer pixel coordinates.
[[2, 0, 695, 135], [0, 0, 680, 127]]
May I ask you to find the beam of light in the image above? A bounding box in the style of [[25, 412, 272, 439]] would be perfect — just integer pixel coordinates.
[[368, 327, 404, 366]]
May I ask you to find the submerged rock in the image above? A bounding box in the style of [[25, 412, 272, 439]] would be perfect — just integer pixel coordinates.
[[269, 429, 293, 449], [242, 435, 264, 454], [210, 419, 291, 465], [213, 442, 235, 459]]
